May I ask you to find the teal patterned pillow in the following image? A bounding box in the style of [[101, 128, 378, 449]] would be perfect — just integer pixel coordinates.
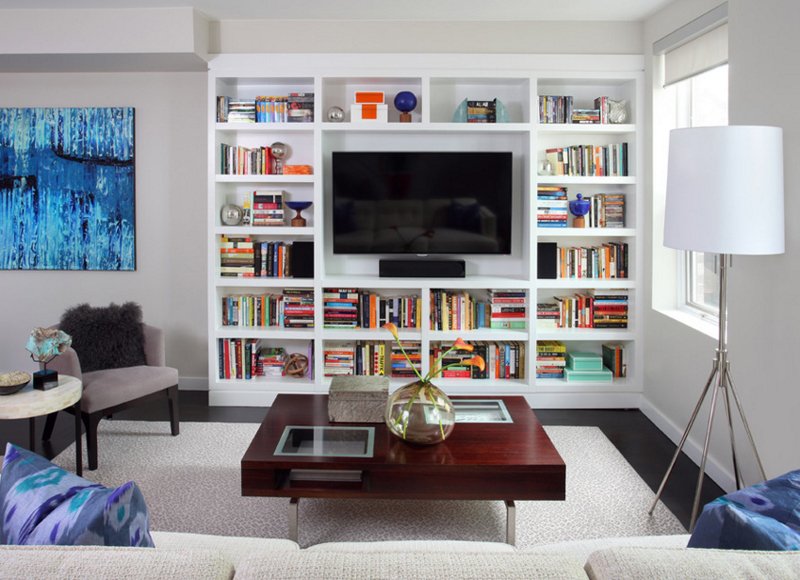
[[0, 443, 154, 547]]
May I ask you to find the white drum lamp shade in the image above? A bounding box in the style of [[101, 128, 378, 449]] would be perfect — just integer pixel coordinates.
[[664, 125, 784, 255]]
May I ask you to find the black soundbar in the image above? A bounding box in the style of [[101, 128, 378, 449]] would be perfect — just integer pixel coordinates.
[[379, 259, 466, 278]]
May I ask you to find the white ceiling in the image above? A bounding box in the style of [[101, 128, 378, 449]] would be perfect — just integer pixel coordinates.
[[0, 0, 674, 22]]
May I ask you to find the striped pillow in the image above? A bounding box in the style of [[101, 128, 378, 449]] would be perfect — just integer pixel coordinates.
[[0, 443, 153, 547]]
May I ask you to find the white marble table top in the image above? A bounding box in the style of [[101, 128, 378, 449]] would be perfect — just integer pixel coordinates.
[[0, 375, 82, 420]]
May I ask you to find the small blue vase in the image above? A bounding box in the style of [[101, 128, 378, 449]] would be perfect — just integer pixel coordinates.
[[569, 194, 591, 227]]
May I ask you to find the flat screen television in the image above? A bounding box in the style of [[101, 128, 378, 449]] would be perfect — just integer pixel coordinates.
[[332, 151, 513, 255]]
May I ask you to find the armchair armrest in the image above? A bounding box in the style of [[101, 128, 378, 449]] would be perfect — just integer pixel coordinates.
[[142, 324, 166, 367], [47, 347, 83, 382]]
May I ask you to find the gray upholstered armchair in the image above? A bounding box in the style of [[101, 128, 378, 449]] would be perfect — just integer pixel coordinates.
[[43, 323, 179, 470]]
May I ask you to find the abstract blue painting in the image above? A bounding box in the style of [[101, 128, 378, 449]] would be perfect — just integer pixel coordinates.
[[0, 107, 135, 270]]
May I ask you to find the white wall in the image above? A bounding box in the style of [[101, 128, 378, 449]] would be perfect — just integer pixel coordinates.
[[212, 20, 643, 54], [0, 72, 208, 387], [642, 0, 800, 490]]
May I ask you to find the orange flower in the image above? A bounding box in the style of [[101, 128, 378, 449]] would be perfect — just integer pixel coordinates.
[[464, 356, 486, 372], [382, 322, 399, 340], [452, 338, 474, 352]]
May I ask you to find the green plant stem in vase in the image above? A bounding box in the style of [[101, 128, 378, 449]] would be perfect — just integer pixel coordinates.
[[382, 323, 485, 445]]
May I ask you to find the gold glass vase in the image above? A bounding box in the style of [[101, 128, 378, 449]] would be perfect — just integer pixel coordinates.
[[384, 380, 456, 445]]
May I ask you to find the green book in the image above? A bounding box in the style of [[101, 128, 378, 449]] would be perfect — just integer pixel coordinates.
[[566, 352, 604, 371], [564, 366, 613, 382]]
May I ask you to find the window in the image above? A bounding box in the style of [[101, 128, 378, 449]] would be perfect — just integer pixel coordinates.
[[670, 64, 728, 319]]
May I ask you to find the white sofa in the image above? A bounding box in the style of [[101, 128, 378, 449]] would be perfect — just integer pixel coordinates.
[[2, 531, 799, 579]]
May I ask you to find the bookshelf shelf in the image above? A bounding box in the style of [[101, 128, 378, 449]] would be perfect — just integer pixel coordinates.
[[208, 54, 643, 407]]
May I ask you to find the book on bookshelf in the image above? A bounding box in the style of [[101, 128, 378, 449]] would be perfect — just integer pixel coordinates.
[[544, 143, 628, 177], [602, 343, 626, 378], [538, 95, 573, 124], [536, 340, 566, 379], [544, 290, 629, 329], [556, 242, 629, 279], [325, 289, 420, 329]]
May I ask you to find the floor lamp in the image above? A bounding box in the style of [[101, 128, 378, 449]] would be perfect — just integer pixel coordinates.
[[648, 125, 785, 531]]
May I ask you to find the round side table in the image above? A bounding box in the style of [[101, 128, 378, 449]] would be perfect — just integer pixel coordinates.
[[0, 374, 83, 476]]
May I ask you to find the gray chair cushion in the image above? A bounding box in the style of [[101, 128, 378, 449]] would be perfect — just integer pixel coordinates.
[[82, 366, 178, 413]]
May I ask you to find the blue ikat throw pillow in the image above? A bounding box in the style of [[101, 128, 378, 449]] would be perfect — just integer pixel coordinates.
[[0, 443, 154, 547], [689, 469, 800, 550]]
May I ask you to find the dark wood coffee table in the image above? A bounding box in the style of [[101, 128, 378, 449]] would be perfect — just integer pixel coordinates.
[[241, 394, 565, 544]]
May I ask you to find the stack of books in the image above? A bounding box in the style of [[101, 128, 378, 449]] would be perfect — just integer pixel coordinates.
[[489, 290, 527, 330], [538, 95, 573, 124], [258, 347, 286, 378], [281, 289, 315, 328], [219, 236, 254, 277], [536, 302, 560, 330], [287, 93, 314, 123], [571, 108, 600, 124], [324, 342, 355, 376], [251, 190, 284, 226], [391, 341, 422, 378], [323, 288, 359, 328], [592, 290, 629, 329], [564, 351, 613, 382], [602, 343, 626, 378], [226, 100, 256, 123], [589, 193, 625, 228], [536, 340, 566, 379], [467, 99, 497, 123], [537, 186, 569, 228]]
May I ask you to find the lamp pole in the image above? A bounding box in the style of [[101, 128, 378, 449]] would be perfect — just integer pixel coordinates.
[[648, 254, 767, 530]]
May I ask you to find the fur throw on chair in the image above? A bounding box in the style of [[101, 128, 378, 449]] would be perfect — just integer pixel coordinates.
[[59, 302, 148, 373]]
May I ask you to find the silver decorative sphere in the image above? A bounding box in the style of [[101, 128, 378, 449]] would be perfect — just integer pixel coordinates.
[[326, 106, 345, 123], [270, 142, 288, 160], [220, 203, 243, 226]]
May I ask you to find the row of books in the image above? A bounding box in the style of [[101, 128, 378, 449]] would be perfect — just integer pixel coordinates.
[[538, 95, 619, 124], [220, 289, 314, 328], [536, 340, 566, 378], [323, 341, 421, 378], [323, 288, 421, 329], [582, 193, 625, 228], [430, 289, 528, 331], [545, 143, 629, 177], [216, 93, 314, 123], [216, 340, 289, 380], [219, 143, 273, 175], [537, 290, 629, 329], [219, 236, 301, 278], [556, 242, 629, 279], [433, 341, 526, 380]]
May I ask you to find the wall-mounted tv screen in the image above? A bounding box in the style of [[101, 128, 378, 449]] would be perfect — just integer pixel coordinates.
[[332, 151, 513, 255]]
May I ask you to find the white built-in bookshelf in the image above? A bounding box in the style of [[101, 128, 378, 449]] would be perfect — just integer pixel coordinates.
[[208, 54, 644, 407]]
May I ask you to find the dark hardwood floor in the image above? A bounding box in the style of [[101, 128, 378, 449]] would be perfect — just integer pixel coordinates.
[[0, 391, 723, 530]]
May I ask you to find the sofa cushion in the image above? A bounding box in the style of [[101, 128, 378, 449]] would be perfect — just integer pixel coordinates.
[[150, 531, 298, 567], [0, 444, 153, 547], [523, 534, 690, 561], [236, 551, 587, 580], [0, 545, 232, 580], [307, 540, 515, 553], [688, 469, 800, 550], [60, 302, 147, 372], [585, 546, 800, 580], [81, 365, 179, 413]]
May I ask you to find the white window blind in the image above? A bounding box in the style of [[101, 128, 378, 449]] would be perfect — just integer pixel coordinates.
[[663, 22, 728, 87]]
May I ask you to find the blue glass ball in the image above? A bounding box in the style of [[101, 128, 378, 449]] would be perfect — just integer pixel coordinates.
[[394, 91, 418, 113]]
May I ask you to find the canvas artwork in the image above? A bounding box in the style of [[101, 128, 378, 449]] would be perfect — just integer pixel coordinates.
[[0, 107, 135, 271]]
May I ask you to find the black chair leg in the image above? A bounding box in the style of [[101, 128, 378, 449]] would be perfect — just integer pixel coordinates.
[[167, 385, 180, 436], [83, 412, 103, 471], [42, 412, 58, 441]]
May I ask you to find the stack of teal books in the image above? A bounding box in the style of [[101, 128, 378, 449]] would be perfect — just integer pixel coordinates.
[[564, 352, 613, 382]]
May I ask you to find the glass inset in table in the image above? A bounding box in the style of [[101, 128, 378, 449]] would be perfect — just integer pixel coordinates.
[[274, 425, 375, 457], [452, 399, 514, 423]]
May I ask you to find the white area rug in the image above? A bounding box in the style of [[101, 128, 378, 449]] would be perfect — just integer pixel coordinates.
[[52, 421, 685, 547]]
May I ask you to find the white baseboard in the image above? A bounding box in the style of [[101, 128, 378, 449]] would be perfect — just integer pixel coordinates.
[[178, 376, 208, 391], [640, 397, 735, 493]]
